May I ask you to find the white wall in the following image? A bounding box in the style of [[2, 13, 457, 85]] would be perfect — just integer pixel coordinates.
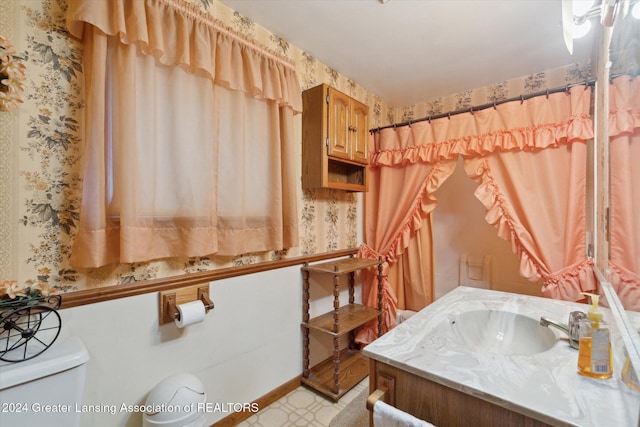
[[58, 260, 358, 426], [432, 158, 542, 299]]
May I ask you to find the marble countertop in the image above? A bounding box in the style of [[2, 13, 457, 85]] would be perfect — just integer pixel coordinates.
[[364, 286, 640, 427]]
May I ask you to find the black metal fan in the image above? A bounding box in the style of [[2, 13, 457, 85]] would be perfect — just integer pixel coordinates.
[[0, 295, 62, 362]]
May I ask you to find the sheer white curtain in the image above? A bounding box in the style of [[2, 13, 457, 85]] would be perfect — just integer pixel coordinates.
[[67, 0, 301, 268], [216, 86, 298, 255]]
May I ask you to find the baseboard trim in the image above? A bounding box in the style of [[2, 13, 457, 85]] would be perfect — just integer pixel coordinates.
[[211, 375, 302, 427]]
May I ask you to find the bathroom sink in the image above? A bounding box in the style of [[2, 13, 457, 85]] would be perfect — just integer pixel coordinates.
[[449, 309, 557, 356]]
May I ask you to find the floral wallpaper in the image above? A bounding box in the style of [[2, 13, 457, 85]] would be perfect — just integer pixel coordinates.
[[1, 0, 598, 294], [0, 0, 369, 293]]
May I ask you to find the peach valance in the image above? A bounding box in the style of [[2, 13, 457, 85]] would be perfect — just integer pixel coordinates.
[[370, 85, 593, 166], [66, 0, 302, 113]]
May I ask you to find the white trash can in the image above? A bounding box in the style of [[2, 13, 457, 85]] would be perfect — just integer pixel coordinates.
[[142, 373, 207, 427]]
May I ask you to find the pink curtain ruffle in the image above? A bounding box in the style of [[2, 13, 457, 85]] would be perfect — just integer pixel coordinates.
[[356, 159, 457, 345], [384, 162, 456, 265], [609, 75, 640, 138], [370, 86, 593, 167], [542, 259, 596, 301], [608, 263, 640, 312], [465, 150, 595, 302], [371, 117, 593, 167], [466, 158, 544, 282]]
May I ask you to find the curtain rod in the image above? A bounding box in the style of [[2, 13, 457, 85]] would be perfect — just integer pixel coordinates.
[[370, 72, 633, 133]]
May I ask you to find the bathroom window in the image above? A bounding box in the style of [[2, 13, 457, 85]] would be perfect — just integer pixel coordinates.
[[67, 0, 301, 268]]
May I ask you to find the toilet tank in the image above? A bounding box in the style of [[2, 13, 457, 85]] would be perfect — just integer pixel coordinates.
[[0, 336, 90, 427]]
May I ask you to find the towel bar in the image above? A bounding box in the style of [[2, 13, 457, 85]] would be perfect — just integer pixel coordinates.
[[366, 389, 386, 411]]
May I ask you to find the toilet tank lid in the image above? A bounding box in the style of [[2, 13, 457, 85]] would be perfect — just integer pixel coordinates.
[[0, 336, 90, 390]]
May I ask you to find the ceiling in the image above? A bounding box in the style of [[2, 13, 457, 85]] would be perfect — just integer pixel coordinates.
[[218, 0, 595, 107]]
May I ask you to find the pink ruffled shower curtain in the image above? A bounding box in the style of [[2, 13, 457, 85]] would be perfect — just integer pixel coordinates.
[[356, 158, 457, 345], [464, 140, 595, 301], [609, 75, 640, 311], [358, 85, 595, 344]]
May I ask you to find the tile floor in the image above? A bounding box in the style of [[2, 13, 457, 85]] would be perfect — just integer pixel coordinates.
[[236, 377, 368, 427]]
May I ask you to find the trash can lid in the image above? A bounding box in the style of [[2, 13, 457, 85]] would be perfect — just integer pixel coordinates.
[[143, 373, 206, 425]]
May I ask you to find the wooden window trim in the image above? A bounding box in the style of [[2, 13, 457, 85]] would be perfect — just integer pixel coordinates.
[[60, 249, 358, 309]]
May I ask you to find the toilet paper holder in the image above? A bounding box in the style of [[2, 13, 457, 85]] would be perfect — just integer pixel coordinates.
[[159, 285, 215, 325]]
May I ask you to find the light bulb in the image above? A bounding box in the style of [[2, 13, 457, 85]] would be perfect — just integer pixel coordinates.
[[572, 19, 592, 38], [632, 2, 640, 19]]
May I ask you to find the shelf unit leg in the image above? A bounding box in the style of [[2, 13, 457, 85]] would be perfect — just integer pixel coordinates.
[[333, 268, 340, 334], [348, 270, 355, 305], [303, 329, 310, 378], [333, 335, 340, 395], [332, 265, 341, 396], [377, 257, 384, 338], [303, 264, 310, 377]]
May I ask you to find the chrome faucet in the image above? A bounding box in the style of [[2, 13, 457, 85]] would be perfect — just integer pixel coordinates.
[[540, 311, 586, 349]]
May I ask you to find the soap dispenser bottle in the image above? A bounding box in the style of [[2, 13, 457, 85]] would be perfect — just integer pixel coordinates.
[[577, 292, 612, 379]]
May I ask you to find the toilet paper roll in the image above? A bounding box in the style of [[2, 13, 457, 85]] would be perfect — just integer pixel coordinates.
[[175, 300, 206, 328]]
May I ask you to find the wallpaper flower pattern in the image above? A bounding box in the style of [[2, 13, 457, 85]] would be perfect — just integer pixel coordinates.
[[1, 0, 596, 293], [0, 35, 27, 111], [19, 0, 83, 291]]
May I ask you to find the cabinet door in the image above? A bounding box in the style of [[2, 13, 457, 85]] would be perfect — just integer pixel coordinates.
[[350, 99, 369, 164], [327, 88, 351, 160]]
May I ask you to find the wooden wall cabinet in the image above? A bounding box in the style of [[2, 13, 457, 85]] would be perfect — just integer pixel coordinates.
[[302, 84, 370, 192], [301, 256, 383, 401]]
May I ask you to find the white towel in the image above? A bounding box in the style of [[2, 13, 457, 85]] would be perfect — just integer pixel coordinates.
[[373, 400, 436, 427]]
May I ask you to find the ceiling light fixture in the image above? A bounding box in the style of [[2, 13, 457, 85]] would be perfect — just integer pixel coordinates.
[[572, 19, 593, 38], [561, 0, 640, 53]]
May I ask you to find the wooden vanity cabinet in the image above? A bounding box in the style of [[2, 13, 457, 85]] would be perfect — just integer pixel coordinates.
[[301, 256, 383, 401], [369, 361, 553, 427], [302, 84, 370, 192]]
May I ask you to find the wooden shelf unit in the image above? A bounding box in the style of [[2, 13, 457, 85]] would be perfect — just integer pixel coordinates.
[[301, 256, 383, 401]]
